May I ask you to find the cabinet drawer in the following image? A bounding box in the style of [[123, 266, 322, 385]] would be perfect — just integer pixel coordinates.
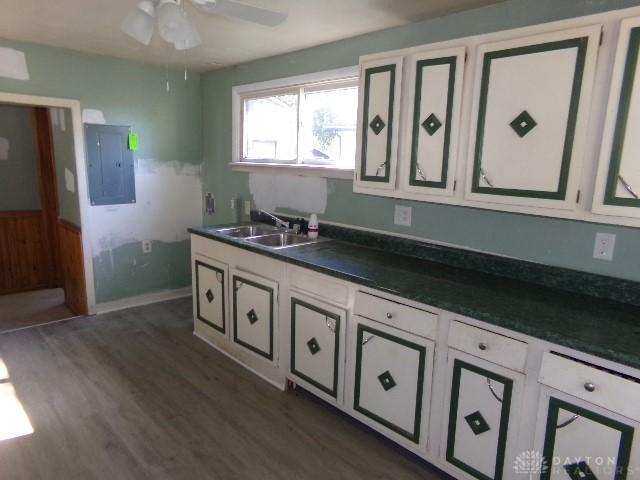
[[289, 267, 349, 306], [448, 321, 527, 372], [354, 291, 438, 339], [539, 353, 640, 422]]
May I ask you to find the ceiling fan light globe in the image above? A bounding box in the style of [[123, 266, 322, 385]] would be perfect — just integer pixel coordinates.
[[158, 0, 191, 43], [174, 21, 201, 50], [137, 0, 156, 17], [121, 8, 155, 46]]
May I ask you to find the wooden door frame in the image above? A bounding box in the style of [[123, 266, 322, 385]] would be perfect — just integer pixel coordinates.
[[0, 93, 96, 314]]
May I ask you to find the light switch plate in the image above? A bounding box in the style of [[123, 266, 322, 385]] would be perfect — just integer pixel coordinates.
[[593, 232, 616, 261], [142, 240, 152, 254], [394, 205, 412, 227]]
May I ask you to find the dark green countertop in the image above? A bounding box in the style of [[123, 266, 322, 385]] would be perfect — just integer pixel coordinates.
[[189, 226, 640, 371]]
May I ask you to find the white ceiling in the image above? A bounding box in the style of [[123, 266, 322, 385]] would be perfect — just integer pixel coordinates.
[[0, 0, 501, 72]]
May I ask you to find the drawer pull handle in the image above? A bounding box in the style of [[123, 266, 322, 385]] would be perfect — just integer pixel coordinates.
[[486, 378, 502, 403], [584, 382, 596, 392], [362, 335, 376, 346], [478, 342, 488, 351], [325, 317, 336, 333], [386, 312, 394, 319], [557, 414, 580, 429]]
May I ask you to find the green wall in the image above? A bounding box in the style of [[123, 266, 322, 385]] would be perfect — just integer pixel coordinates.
[[50, 107, 81, 226], [0, 104, 40, 210], [201, 0, 640, 282], [0, 38, 203, 304]]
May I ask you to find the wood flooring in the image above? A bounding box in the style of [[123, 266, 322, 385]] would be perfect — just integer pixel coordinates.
[[0, 288, 75, 333]]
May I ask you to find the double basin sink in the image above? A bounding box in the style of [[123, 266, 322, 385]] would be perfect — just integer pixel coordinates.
[[214, 224, 328, 250]]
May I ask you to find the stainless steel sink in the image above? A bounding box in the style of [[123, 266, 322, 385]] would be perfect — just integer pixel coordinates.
[[216, 225, 282, 238], [245, 232, 327, 249]]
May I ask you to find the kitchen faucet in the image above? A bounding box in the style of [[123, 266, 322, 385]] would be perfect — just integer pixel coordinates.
[[258, 210, 290, 230]]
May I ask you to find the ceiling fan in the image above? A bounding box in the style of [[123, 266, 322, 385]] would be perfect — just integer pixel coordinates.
[[121, 0, 288, 51]]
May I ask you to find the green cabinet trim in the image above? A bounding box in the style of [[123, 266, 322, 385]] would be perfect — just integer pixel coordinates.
[[410, 56, 457, 189], [195, 260, 226, 334], [471, 37, 589, 200], [605, 26, 640, 207], [353, 323, 426, 443], [360, 64, 396, 183], [232, 275, 274, 360], [290, 298, 341, 398], [541, 397, 635, 480], [446, 359, 514, 480]]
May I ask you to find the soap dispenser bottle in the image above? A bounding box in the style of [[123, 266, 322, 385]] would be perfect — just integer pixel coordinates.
[[308, 214, 319, 239]]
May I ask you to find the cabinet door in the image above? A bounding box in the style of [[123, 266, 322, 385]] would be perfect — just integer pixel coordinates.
[[400, 47, 466, 197], [466, 25, 601, 209], [537, 392, 638, 480], [354, 56, 403, 191], [290, 293, 346, 403], [443, 351, 523, 480], [194, 256, 228, 336], [352, 317, 433, 445], [593, 17, 640, 218], [231, 269, 278, 361]]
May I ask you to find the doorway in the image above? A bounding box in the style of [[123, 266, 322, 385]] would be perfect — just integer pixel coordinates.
[[0, 103, 87, 332]]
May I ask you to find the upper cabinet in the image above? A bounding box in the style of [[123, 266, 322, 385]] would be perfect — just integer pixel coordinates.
[[593, 17, 640, 218], [354, 56, 403, 190], [399, 47, 466, 197], [465, 26, 601, 209]]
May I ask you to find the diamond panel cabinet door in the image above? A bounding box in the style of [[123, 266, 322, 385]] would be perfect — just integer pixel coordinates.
[[465, 25, 602, 211], [194, 256, 228, 337]]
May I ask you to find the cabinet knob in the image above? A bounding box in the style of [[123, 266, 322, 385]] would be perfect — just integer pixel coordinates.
[[584, 382, 596, 392], [386, 312, 393, 319], [478, 342, 488, 351]]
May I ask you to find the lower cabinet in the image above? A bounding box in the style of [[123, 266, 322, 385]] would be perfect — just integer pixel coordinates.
[[194, 255, 228, 336], [443, 349, 524, 480], [289, 291, 346, 404], [350, 316, 434, 448], [231, 268, 278, 362]]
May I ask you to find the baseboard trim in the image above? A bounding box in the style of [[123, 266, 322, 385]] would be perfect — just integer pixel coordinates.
[[96, 287, 192, 315]]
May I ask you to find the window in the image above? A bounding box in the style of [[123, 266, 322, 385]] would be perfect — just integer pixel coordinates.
[[233, 68, 359, 174]]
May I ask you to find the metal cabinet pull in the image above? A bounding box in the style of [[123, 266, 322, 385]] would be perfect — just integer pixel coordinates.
[[557, 414, 580, 429], [618, 175, 639, 199], [325, 317, 336, 333], [362, 335, 376, 346], [386, 312, 394, 319], [416, 163, 427, 181], [584, 382, 596, 393], [375, 161, 388, 176], [480, 168, 494, 188], [478, 342, 488, 351], [486, 378, 503, 403]]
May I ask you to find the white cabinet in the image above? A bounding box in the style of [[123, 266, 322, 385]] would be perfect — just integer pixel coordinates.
[[594, 17, 640, 218], [465, 25, 601, 209], [231, 268, 278, 362], [400, 47, 466, 197], [194, 255, 228, 337], [350, 316, 434, 448], [354, 56, 403, 191], [289, 291, 346, 404]]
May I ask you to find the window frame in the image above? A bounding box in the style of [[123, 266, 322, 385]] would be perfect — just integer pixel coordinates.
[[232, 66, 359, 178]]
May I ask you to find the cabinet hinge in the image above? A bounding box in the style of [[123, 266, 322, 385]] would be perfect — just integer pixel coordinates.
[[453, 180, 457, 191], [600, 29, 604, 46], [464, 52, 468, 63], [576, 190, 581, 203]]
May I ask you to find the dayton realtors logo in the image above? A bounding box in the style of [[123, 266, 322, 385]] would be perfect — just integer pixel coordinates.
[[513, 451, 549, 479], [514, 451, 622, 478]]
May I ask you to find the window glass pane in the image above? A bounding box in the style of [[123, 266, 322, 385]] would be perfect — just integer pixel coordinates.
[[300, 86, 358, 168], [244, 94, 298, 161]]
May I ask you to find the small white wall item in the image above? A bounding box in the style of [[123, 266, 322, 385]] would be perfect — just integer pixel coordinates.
[[65, 168, 75, 193], [0, 137, 9, 161], [0, 48, 29, 81], [249, 172, 328, 214], [81, 109, 106, 124]]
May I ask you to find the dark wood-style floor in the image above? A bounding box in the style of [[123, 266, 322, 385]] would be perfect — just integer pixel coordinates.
[[0, 297, 443, 480], [0, 288, 76, 333]]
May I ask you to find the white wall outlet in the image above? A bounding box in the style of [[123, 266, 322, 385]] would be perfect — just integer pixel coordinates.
[[142, 240, 152, 254], [394, 205, 412, 227], [244, 200, 251, 216], [593, 232, 616, 261], [230, 199, 235, 210]]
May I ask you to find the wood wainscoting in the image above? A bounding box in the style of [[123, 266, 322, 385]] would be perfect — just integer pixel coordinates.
[[57, 219, 88, 315], [0, 210, 54, 294]]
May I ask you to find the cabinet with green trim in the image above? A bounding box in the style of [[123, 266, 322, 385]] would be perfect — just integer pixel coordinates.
[[354, 56, 403, 191], [231, 268, 278, 363], [194, 255, 229, 337], [465, 25, 601, 210], [443, 349, 524, 480], [399, 46, 466, 197], [289, 292, 346, 405], [593, 17, 640, 219], [350, 316, 434, 450]]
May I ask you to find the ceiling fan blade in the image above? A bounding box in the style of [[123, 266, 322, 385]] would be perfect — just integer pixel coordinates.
[[192, 0, 288, 27]]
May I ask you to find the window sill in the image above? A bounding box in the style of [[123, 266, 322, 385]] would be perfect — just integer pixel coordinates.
[[230, 162, 354, 180]]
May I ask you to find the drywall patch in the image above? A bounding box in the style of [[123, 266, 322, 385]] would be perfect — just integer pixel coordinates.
[[88, 159, 202, 254], [249, 173, 327, 214], [82, 109, 106, 124], [65, 168, 75, 193], [0, 48, 29, 80], [0, 137, 9, 161]]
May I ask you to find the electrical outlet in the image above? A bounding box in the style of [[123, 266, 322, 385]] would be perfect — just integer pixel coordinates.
[[394, 205, 412, 227], [142, 240, 152, 254], [230, 199, 235, 210], [244, 200, 251, 216], [593, 232, 616, 261]]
